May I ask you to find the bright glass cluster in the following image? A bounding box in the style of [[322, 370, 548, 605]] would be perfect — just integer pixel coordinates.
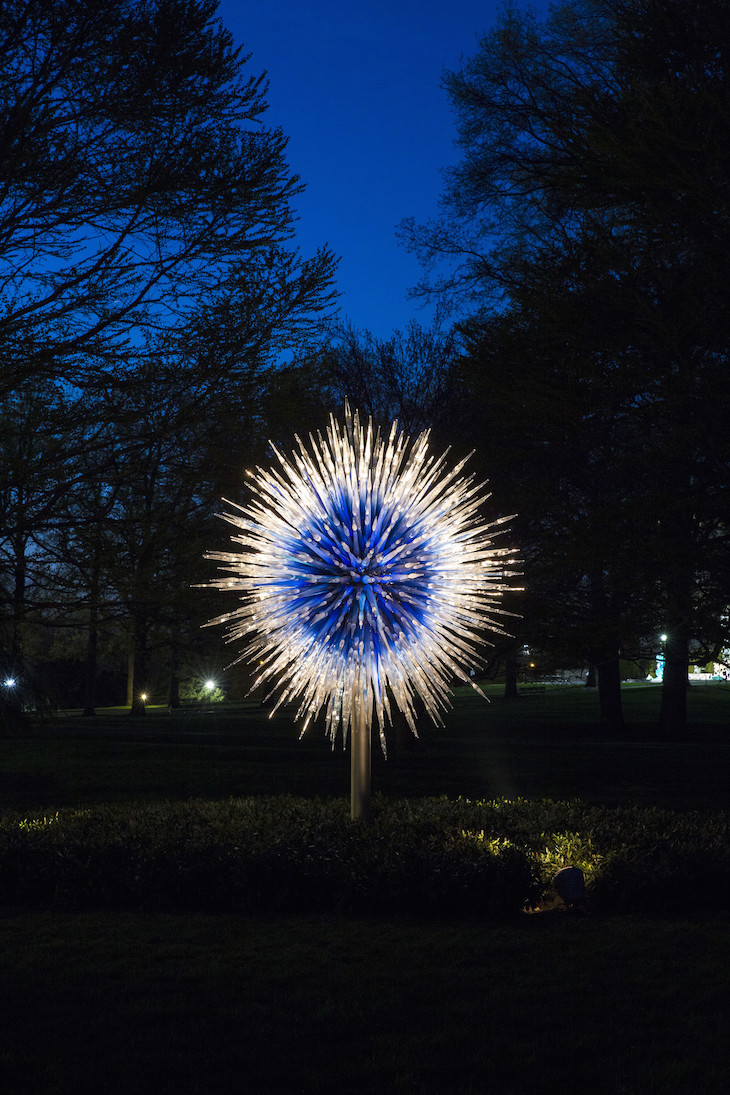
[[207, 407, 517, 752]]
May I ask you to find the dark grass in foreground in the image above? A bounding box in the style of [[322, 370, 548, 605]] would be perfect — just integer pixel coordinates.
[[1, 684, 729, 1094], [1, 909, 729, 1095]]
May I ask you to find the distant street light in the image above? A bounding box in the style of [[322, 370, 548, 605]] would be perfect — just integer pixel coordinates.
[[3, 677, 16, 688], [204, 679, 216, 692]]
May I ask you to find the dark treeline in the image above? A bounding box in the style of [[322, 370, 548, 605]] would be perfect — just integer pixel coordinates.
[[400, 0, 730, 736], [0, 0, 339, 723], [2, 0, 730, 738]]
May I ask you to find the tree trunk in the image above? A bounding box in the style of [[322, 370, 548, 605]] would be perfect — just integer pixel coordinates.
[[5, 547, 28, 725], [168, 645, 180, 709], [595, 652, 624, 733], [126, 651, 134, 707], [82, 524, 105, 716], [658, 547, 693, 738], [585, 664, 597, 687], [130, 675, 147, 714], [82, 622, 98, 716], [129, 622, 150, 716], [503, 649, 519, 699], [659, 623, 689, 738], [11, 547, 27, 664]]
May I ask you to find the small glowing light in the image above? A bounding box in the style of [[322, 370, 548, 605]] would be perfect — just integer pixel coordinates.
[[3, 677, 16, 688], [206, 406, 518, 753], [204, 679, 216, 692], [140, 692, 148, 702], [660, 633, 668, 642]]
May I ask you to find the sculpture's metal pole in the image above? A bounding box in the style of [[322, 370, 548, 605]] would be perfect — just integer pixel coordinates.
[[350, 697, 372, 822]]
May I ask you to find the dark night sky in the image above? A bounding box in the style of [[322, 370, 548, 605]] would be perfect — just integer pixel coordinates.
[[217, 0, 549, 338]]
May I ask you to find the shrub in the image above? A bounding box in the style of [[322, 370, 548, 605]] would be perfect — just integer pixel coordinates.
[[0, 796, 538, 918], [1, 795, 728, 917]]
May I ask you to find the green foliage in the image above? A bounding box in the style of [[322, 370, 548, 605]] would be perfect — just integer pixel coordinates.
[[179, 681, 225, 703], [2, 793, 729, 917], [17, 812, 61, 832], [0, 796, 538, 918], [538, 832, 604, 886], [462, 796, 730, 913]]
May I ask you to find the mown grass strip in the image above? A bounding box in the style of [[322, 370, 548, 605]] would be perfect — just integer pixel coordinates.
[[1, 909, 729, 1095]]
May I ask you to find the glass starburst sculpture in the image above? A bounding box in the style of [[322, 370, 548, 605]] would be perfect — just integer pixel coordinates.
[[207, 407, 517, 755]]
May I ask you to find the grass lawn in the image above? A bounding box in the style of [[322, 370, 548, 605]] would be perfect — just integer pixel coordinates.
[[2, 683, 730, 813], [1, 909, 729, 1094], [1, 683, 729, 1093]]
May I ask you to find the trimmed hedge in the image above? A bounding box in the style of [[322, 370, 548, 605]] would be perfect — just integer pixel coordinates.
[[457, 796, 730, 914], [1, 795, 729, 916], [0, 797, 538, 917]]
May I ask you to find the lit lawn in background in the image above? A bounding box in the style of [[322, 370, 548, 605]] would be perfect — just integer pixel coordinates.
[[2, 684, 729, 813]]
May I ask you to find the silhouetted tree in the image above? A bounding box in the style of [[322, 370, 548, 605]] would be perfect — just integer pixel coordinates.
[[0, 0, 338, 714], [401, 0, 730, 734], [0, 0, 336, 395], [312, 321, 461, 442]]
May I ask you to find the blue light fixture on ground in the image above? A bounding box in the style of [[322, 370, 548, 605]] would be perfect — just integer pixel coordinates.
[[207, 406, 518, 818]]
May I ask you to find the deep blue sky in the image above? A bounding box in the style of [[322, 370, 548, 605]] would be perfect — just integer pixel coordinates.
[[217, 1, 549, 339]]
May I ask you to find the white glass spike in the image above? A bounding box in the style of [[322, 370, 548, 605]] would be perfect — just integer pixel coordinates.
[[206, 406, 518, 752]]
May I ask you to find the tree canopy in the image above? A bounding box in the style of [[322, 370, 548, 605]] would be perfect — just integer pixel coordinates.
[[401, 0, 730, 732], [0, 0, 336, 393], [0, 0, 338, 720]]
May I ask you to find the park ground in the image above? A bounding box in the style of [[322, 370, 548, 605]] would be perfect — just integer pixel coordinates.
[[1, 682, 729, 1094]]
